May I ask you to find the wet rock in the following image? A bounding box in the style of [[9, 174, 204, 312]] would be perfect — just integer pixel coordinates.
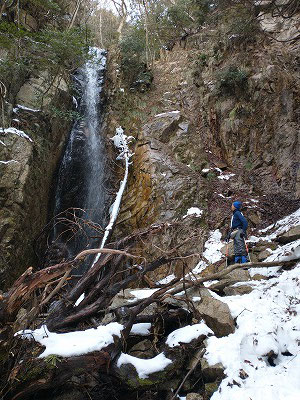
[[194, 289, 235, 337], [277, 225, 300, 244], [223, 285, 253, 296]]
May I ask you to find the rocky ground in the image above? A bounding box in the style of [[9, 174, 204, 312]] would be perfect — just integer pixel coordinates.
[[4, 207, 299, 400]]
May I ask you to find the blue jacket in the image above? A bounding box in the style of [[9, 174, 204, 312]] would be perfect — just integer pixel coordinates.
[[231, 210, 248, 233]]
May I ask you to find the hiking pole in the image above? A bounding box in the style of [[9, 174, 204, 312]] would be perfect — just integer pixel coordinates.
[[244, 238, 251, 262], [225, 239, 229, 267]]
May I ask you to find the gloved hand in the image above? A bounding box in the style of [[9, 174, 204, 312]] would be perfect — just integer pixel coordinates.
[[226, 230, 231, 242]]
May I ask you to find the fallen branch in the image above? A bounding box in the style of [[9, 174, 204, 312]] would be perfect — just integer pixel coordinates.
[[75, 247, 143, 261], [168, 258, 300, 296]]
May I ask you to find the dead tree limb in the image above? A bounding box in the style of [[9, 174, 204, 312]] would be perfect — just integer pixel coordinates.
[[168, 258, 300, 296], [0, 261, 78, 322], [74, 247, 143, 261]]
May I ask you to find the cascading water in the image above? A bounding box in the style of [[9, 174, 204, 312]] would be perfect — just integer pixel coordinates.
[[48, 48, 109, 269]]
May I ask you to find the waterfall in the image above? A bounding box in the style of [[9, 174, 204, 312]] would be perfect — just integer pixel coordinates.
[[48, 48, 109, 267]]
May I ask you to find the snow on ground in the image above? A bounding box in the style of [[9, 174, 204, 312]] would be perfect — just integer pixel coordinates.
[[117, 352, 172, 379], [249, 239, 300, 277], [259, 207, 300, 237], [0, 159, 19, 165], [193, 230, 223, 274], [157, 274, 176, 285], [183, 207, 203, 219], [166, 322, 213, 348], [205, 263, 300, 400], [218, 173, 235, 180]]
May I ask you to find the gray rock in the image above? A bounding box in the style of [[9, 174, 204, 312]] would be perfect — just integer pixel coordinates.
[[108, 289, 136, 309], [195, 289, 235, 337], [19, 9, 38, 31], [186, 393, 204, 400], [258, 249, 272, 261], [144, 111, 182, 143], [224, 285, 253, 296], [277, 225, 300, 244]]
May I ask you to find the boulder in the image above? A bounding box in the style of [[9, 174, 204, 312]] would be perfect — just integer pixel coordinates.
[[247, 211, 262, 226], [258, 249, 272, 261], [223, 285, 253, 296], [129, 340, 156, 359], [194, 289, 235, 337], [220, 241, 234, 257], [186, 393, 204, 400], [277, 225, 300, 244], [209, 268, 251, 292], [252, 274, 268, 281], [252, 241, 278, 253], [108, 289, 136, 309], [200, 358, 225, 383], [205, 382, 219, 399]]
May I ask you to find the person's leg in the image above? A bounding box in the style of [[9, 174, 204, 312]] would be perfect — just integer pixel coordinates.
[[241, 255, 248, 263], [235, 256, 241, 263]]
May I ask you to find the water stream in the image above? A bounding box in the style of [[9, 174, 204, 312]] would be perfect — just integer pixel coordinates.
[[48, 48, 109, 269]]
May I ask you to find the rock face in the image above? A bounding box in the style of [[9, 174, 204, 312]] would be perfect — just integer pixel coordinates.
[[194, 289, 235, 337], [16, 73, 69, 109], [0, 91, 72, 288]]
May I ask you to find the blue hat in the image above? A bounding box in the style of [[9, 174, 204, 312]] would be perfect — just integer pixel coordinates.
[[233, 201, 242, 210]]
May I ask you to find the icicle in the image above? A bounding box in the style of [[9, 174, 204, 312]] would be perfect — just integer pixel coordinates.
[[91, 127, 134, 268]]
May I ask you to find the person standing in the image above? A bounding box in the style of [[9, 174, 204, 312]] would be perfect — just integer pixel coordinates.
[[229, 201, 248, 264]]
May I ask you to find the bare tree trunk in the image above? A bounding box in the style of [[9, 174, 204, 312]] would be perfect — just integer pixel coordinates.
[[68, 0, 82, 30]]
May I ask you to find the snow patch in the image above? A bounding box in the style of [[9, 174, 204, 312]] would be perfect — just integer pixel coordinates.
[[155, 110, 180, 117], [1, 127, 33, 142], [166, 322, 213, 348], [117, 352, 172, 379], [131, 323, 151, 336], [183, 207, 203, 219], [14, 104, 41, 112], [130, 288, 159, 299], [16, 322, 124, 358], [157, 274, 176, 285]]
